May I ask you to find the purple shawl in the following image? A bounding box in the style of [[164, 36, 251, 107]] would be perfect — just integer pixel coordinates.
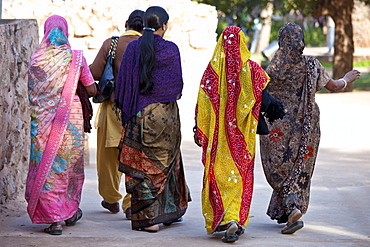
[[115, 34, 183, 125]]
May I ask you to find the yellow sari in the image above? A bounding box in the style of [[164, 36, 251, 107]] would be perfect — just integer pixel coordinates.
[[195, 26, 269, 233]]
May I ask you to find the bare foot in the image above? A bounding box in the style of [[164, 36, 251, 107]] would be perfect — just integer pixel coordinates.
[[136, 224, 159, 232], [146, 224, 159, 232]]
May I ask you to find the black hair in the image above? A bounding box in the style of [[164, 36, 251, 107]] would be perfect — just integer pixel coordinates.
[[127, 10, 144, 33], [139, 6, 169, 95]]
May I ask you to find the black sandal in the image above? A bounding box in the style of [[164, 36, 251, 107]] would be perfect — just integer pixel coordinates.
[[221, 222, 240, 243], [281, 209, 304, 234], [222, 234, 239, 243], [44, 223, 62, 235], [135, 225, 159, 233], [281, 221, 304, 234], [163, 217, 183, 226], [235, 225, 245, 236], [65, 208, 83, 226]]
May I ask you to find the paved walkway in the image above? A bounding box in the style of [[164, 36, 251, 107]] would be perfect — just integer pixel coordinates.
[[1, 88, 369, 246]]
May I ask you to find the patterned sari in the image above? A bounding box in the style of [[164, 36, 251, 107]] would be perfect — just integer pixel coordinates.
[[260, 23, 330, 223], [118, 102, 189, 229], [115, 30, 189, 230], [195, 26, 269, 234], [25, 15, 94, 224]]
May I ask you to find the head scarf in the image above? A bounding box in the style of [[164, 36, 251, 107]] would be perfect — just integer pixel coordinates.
[[28, 15, 75, 136], [28, 15, 72, 97], [196, 25, 268, 140], [38, 15, 70, 51], [267, 23, 305, 81]]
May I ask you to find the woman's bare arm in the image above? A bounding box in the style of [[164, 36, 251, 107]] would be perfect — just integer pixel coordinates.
[[84, 83, 97, 97], [325, 70, 361, 92]]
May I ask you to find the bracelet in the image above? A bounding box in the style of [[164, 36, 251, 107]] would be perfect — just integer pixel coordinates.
[[339, 78, 347, 90], [193, 126, 197, 133]]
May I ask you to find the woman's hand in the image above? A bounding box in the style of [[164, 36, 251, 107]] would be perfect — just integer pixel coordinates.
[[325, 69, 361, 92], [193, 126, 201, 147], [85, 83, 97, 97], [343, 70, 361, 84]]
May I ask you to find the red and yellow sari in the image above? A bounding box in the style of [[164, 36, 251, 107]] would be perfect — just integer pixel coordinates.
[[195, 26, 269, 233]]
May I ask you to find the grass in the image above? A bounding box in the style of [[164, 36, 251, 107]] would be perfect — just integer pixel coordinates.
[[353, 72, 370, 91], [322, 61, 370, 68]]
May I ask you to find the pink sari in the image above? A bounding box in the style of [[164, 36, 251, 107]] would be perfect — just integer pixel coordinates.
[[25, 15, 93, 224]]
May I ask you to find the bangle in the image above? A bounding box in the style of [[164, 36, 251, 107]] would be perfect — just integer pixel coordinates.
[[339, 78, 347, 90], [193, 126, 197, 133]]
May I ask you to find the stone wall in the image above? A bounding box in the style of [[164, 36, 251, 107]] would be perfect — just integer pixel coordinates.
[[353, 0, 370, 48], [0, 19, 38, 208]]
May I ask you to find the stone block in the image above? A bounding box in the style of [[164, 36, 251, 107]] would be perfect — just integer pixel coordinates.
[[0, 19, 38, 206]]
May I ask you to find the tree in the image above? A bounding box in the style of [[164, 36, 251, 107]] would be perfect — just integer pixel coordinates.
[[195, 0, 370, 92], [195, 0, 273, 29], [313, 0, 370, 92], [256, 1, 274, 53]]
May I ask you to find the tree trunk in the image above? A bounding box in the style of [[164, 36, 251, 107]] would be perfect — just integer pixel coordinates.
[[331, 3, 355, 92], [315, 0, 355, 92], [256, 1, 274, 53]]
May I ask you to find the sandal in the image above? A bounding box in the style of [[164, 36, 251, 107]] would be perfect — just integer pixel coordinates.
[[125, 207, 132, 220], [163, 217, 183, 226], [136, 224, 159, 233], [65, 208, 83, 226], [235, 225, 245, 236], [44, 223, 62, 235], [221, 221, 240, 243], [281, 220, 304, 234], [281, 209, 304, 234]]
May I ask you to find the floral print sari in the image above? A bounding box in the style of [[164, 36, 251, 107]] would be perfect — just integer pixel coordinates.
[[25, 15, 94, 224], [260, 23, 330, 223]]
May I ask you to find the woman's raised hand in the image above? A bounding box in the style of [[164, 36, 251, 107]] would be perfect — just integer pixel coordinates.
[[343, 70, 361, 83]]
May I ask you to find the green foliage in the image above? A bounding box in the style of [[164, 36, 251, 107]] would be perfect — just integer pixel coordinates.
[[354, 61, 370, 67], [303, 25, 326, 46], [195, 0, 317, 20], [270, 20, 326, 46], [322, 61, 370, 68], [353, 72, 370, 91], [275, 0, 316, 17], [321, 62, 333, 68], [216, 20, 228, 37], [195, 0, 271, 17], [194, 0, 274, 30]]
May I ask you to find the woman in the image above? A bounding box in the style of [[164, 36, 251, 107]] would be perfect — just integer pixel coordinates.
[[114, 6, 190, 232], [194, 26, 270, 243], [260, 23, 360, 234], [26, 15, 96, 235], [90, 9, 144, 218]]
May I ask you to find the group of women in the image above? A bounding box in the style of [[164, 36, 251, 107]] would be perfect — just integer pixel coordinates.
[[26, 6, 360, 244]]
